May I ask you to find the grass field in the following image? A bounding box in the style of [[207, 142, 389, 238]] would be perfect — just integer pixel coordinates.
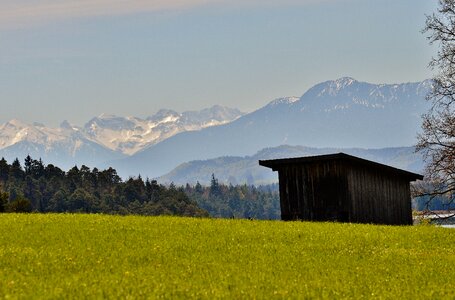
[[0, 214, 454, 299]]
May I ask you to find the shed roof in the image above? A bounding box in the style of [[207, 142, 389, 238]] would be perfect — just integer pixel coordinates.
[[259, 152, 423, 181]]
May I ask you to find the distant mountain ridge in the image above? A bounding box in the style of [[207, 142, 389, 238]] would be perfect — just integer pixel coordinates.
[[0, 77, 432, 178], [0, 119, 124, 169], [111, 77, 431, 178], [158, 145, 424, 186], [0, 105, 244, 169]]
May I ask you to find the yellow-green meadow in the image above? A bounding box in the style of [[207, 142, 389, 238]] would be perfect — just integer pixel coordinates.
[[1, 214, 454, 299]]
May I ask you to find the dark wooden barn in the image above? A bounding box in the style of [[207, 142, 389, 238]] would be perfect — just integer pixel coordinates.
[[259, 153, 423, 225]]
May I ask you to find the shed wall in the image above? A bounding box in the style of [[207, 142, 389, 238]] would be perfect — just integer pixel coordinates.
[[277, 160, 413, 225], [347, 166, 412, 225], [278, 160, 349, 221]]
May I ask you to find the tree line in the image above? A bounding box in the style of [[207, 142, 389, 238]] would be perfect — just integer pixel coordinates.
[[0, 155, 208, 217], [184, 174, 281, 220], [0, 157, 281, 220]]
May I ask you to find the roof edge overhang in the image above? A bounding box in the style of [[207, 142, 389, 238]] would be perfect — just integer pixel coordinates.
[[259, 152, 424, 181]]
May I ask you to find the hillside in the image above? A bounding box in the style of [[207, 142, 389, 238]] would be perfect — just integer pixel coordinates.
[[113, 78, 431, 178], [1, 214, 453, 299], [159, 145, 424, 185]]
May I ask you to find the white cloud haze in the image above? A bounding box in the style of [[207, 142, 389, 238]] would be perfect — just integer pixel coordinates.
[[0, 0, 338, 29]]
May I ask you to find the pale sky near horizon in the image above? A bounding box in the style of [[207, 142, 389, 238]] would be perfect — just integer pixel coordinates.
[[0, 0, 439, 126]]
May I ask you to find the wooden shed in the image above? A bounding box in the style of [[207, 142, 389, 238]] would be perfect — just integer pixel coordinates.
[[259, 153, 423, 225]]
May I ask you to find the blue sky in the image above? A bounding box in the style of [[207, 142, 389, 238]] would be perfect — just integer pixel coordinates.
[[0, 0, 438, 126]]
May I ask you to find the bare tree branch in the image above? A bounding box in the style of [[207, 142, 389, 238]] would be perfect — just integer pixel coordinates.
[[417, 0, 455, 217]]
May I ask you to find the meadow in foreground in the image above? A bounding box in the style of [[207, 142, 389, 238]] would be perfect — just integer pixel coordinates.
[[0, 214, 454, 299]]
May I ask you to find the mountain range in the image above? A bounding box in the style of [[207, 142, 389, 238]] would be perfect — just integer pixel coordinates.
[[0, 77, 432, 179], [0, 106, 243, 169], [110, 77, 432, 178]]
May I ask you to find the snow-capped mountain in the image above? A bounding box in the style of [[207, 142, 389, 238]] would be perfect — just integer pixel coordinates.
[[0, 105, 244, 168], [0, 77, 432, 178], [84, 105, 244, 155], [0, 119, 125, 169], [299, 77, 432, 112], [110, 77, 432, 178], [0, 119, 63, 150]]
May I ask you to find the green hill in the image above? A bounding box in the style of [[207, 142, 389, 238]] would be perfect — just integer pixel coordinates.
[[1, 214, 454, 299]]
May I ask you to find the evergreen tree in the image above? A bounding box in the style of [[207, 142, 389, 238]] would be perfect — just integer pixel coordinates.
[[10, 158, 25, 180], [195, 181, 203, 194], [210, 174, 221, 197], [0, 158, 9, 182], [24, 155, 33, 175]]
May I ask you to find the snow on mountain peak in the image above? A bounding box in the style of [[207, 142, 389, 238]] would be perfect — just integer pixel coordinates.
[[298, 77, 433, 115], [324, 77, 358, 94], [4, 119, 28, 129], [85, 115, 137, 132], [81, 106, 244, 155], [0, 105, 243, 157], [302, 77, 361, 99], [0, 118, 80, 151], [334, 77, 357, 86], [268, 97, 300, 106]]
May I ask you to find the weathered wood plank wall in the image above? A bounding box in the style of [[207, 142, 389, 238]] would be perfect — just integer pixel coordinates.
[[277, 161, 413, 225], [347, 165, 412, 225]]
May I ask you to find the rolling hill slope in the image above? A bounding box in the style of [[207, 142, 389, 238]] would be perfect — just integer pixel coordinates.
[[159, 145, 424, 185]]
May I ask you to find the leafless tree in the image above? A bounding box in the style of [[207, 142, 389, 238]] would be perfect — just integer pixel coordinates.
[[416, 0, 455, 214]]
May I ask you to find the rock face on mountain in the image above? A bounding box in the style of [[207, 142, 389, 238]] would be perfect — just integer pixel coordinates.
[[0, 106, 244, 168], [112, 78, 431, 178], [158, 145, 424, 186]]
